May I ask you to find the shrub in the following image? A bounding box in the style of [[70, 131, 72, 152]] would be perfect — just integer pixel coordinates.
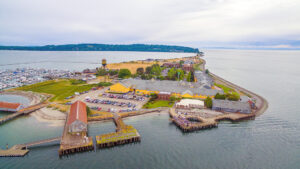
[[96, 68, 108, 76], [118, 69, 131, 78], [204, 96, 213, 108], [97, 82, 112, 87], [215, 93, 226, 100]]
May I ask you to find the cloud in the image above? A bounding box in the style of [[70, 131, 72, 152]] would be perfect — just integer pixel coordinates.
[[0, 0, 300, 48]]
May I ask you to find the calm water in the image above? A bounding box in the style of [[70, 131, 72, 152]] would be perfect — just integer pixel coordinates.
[[0, 50, 194, 71], [1, 50, 300, 169]]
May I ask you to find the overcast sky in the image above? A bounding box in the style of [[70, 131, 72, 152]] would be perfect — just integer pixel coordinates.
[[1, 0, 300, 49]]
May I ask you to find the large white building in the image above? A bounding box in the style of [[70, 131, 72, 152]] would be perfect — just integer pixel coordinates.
[[176, 99, 204, 109]]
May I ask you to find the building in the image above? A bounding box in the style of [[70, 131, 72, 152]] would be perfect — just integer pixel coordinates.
[[109, 79, 223, 99], [162, 62, 181, 68], [67, 101, 88, 134], [157, 92, 171, 100], [0, 101, 23, 112], [83, 69, 97, 74], [182, 64, 194, 72], [212, 100, 251, 114], [184, 60, 194, 65], [175, 99, 204, 109]]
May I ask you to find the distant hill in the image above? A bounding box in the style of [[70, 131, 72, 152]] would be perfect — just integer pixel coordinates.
[[0, 44, 199, 53]]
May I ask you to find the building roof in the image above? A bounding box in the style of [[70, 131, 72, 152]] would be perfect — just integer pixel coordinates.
[[0, 101, 21, 110], [67, 101, 87, 125], [121, 79, 223, 96], [212, 99, 250, 111], [176, 99, 204, 106]]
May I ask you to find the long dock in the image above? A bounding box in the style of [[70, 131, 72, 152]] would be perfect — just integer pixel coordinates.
[[0, 103, 47, 125], [0, 137, 61, 157]]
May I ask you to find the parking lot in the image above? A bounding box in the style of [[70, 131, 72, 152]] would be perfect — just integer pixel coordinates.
[[72, 87, 149, 113]]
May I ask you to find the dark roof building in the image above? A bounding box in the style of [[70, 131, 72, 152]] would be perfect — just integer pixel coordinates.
[[162, 62, 181, 68], [212, 100, 251, 114]]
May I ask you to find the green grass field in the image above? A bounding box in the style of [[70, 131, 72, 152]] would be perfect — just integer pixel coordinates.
[[214, 83, 235, 93], [143, 100, 174, 109], [16, 80, 97, 102]]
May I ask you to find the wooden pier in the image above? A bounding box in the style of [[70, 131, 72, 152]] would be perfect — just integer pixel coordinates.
[[58, 114, 94, 156], [96, 114, 141, 149], [169, 108, 255, 132], [0, 137, 60, 157], [0, 103, 47, 125]]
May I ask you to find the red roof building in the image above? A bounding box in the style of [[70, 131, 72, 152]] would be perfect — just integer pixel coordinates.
[[67, 101, 88, 134], [0, 101, 23, 112]]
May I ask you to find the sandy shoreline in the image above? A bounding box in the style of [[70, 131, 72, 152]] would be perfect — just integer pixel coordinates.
[[31, 108, 66, 127]]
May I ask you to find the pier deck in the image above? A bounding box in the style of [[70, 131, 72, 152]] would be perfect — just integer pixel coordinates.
[[0, 103, 47, 125], [0, 137, 60, 157], [169, 108, 255, 132], [96, 114, 141, 149], [59, 120, 94, 156]]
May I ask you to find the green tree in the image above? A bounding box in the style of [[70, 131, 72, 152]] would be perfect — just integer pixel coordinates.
[[96, 68, 108, 76], [226, 93, 240, 101], [167, 68, 176, 80], [176, 69, 185, 80], [204, 96, 213, 108], [179, 60, 184, 66], [215, 93, 226, 100], [86, 106, 92, 116], [108, 69, 118, 76], [145, 66, 152, 74], [187, 72, 192, 82], [170, 96, 176, 102], [205, 69, 209, 74], [118, 69, 131, 78], [190, 71, 195, 82], [136, 67, 144, 75], [150, 64, 162, 76]]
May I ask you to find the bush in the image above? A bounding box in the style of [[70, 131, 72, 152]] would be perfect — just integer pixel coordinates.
[[170, 96, 176, 102], [205, 69, 209, 74], [108, 69, 118, 76], [226, 93, 240, 101], [215, 93, 226, 100], [96, 68, 108, 76], [97, 82, 112, 87], [70, 79, 86, 85], [136, 67, 144, 75], [204, 96, 213, 108], [150, 93, 158, 101], [86, 106, 92, 116], [118, 69, 131, 78]]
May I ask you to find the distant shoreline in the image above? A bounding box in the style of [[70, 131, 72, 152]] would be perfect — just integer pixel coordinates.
[[0, 43, 200, 53]]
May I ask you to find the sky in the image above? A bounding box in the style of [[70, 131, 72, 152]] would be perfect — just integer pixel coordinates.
[[0, 0, 300, 49]]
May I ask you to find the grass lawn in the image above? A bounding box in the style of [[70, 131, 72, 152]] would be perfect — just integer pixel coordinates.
[[143, 100, 174, 109], [16, 79, 97, 102], [214, 83, 235, 93]]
